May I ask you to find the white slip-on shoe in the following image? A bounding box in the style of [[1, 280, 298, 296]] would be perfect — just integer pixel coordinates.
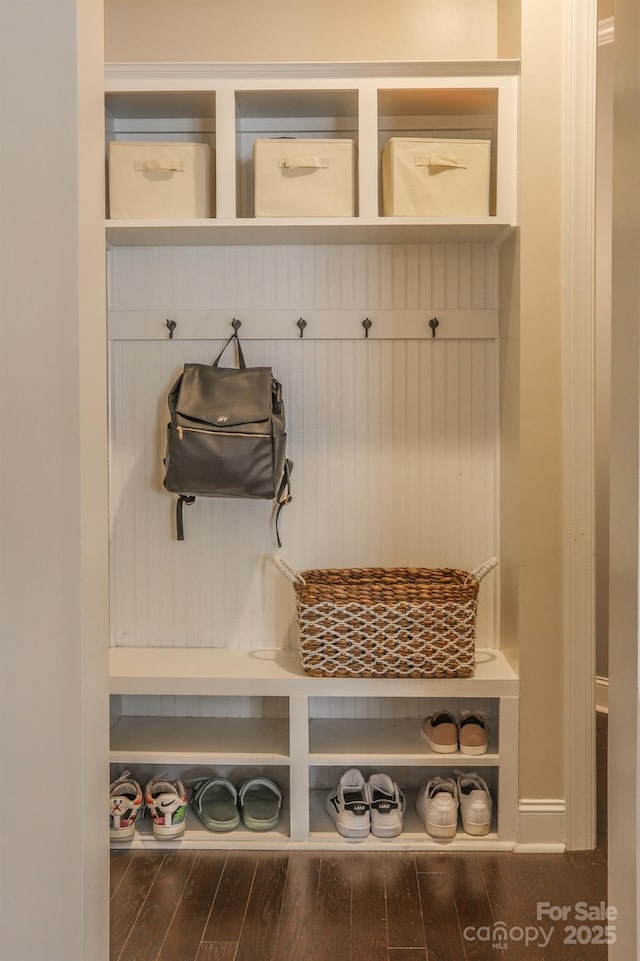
[[458, 711, 489, 756], [238, 776, 282, 831], [191, 777, 240, 833], [420, 710, 458, 753], [110, 770, 143, 841], [416, 776, 459, 839], [325, 768, 370, 839], [368, 773, 406, 838], [455, 770, 493, 836], [145, 773, 188, 838]]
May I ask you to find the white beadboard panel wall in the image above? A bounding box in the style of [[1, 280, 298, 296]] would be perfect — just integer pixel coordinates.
[[107, 243, 498, 312], [116, 694, 496, 720], [119, 695, 289, 718], [109, 243, 499, 651]]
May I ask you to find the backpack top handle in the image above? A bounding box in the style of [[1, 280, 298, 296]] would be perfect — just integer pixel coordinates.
[[212, 329, 246, 370]]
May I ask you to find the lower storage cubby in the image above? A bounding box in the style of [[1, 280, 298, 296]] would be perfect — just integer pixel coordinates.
[[308, 695, 500, 763], [109, 762, 291, 848], [309, 765, 500, 847]]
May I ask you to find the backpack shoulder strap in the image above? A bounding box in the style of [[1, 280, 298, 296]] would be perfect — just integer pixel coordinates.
[[274, 459, 293, 548], [176, 495, 196, 541]]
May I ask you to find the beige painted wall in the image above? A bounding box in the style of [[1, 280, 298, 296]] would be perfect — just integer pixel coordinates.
[[497, 0, 521, 58], [1, 1, 109, 958], [105, 0, 497, 62]]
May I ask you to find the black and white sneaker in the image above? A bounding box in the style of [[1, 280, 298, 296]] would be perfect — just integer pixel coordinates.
[[325, 768, 370, 839], [368, 773, 406, 838]]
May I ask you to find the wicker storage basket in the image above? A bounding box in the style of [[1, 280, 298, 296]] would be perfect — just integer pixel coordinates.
[[276, 558, 498, 679]]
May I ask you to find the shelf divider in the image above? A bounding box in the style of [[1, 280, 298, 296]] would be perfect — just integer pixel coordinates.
[[214, 87, 236, 219]]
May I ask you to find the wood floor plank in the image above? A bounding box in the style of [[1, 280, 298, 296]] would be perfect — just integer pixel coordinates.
[[413, 851, 455, 875], [383, 852, 425, 949], [271, 852, 322, 961], [234, 853, 289, 961], [195, 945, 238, 961], [446, 853, 495, 961], [109, 852, 165, 961], [475, 852, 550, 961], [569, 848, 608, 905], [350, 851, 388, 961], [417, 871, 466, 961], [388, 950, 427, 961], [303, 854, 353, 961], [157, 852, 228, 961], [116, 851, 197, 961], [110, 851, 132, 898], [202, 853, 258, 943]]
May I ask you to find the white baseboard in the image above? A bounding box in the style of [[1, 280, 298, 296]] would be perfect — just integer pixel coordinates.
[[595, 675, 608, 713], [514, 799, 566, 852]]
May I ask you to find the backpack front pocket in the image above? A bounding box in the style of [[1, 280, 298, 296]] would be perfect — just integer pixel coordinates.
[[164, 425, 279, 499]]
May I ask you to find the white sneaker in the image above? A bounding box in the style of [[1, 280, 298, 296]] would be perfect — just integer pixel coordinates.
[[368, 773, 406, 838], [110, 770, 143, 840], [145, 773, 188, 838], [416, 776, 459, 838], [325, 768, 370, 839], [455, 770, 493, 836]]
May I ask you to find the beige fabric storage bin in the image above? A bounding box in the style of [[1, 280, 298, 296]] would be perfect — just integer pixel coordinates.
[[108, 142, 215, 219], [253, 138, 356, 217], [381, 137, 491, 217]]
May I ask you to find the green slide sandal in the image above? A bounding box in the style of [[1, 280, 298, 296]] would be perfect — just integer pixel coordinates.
[[238, 777, 282, 831], [191, 777, 240, 832]]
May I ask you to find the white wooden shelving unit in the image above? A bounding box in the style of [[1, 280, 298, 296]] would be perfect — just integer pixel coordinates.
[[106, 59, 520, 851], [110, 646, 519, 850]]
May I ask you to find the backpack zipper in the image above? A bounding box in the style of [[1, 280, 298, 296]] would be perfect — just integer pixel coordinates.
[[176, 425, 270, 440]]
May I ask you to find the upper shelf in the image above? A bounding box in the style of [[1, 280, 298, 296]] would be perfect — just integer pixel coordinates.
[[104, 60, 519, 247], [105, 217, 515, 247], [105, 60, 521, 81]]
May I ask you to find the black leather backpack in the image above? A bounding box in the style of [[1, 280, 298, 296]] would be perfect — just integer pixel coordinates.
[[163, 330, 292, 541]]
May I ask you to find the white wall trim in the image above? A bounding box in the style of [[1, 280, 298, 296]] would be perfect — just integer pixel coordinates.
[[515, 799, 567, 852], [563, 0, 598, 851], [596, 675, 609, 713]]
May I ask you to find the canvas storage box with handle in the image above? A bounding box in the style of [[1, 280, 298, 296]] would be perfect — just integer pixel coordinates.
[[108, 141, 215, 219], [381, 137, 491, 217], [276, 557, 498, 678], [253, 138, 356, 217]]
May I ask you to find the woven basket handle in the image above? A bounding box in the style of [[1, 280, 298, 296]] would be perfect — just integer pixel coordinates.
[[274, 555, 306, 586], [466, 557, 499, 585]]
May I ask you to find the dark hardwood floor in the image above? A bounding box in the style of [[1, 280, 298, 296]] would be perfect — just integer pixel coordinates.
[[110, 714, 608, 961]]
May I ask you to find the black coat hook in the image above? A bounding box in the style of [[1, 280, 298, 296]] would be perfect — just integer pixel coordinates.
[[362, 317, 372, 339], [297, 317, 307, 339], [231, 318, 242, 333], [428, 316, 439, 338], [166, 318, 177, 339]]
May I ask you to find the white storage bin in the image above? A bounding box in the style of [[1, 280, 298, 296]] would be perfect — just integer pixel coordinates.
[[253, 138, 356, 217], [108, 142, 215, 219], [381, 137, 491, 217]]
